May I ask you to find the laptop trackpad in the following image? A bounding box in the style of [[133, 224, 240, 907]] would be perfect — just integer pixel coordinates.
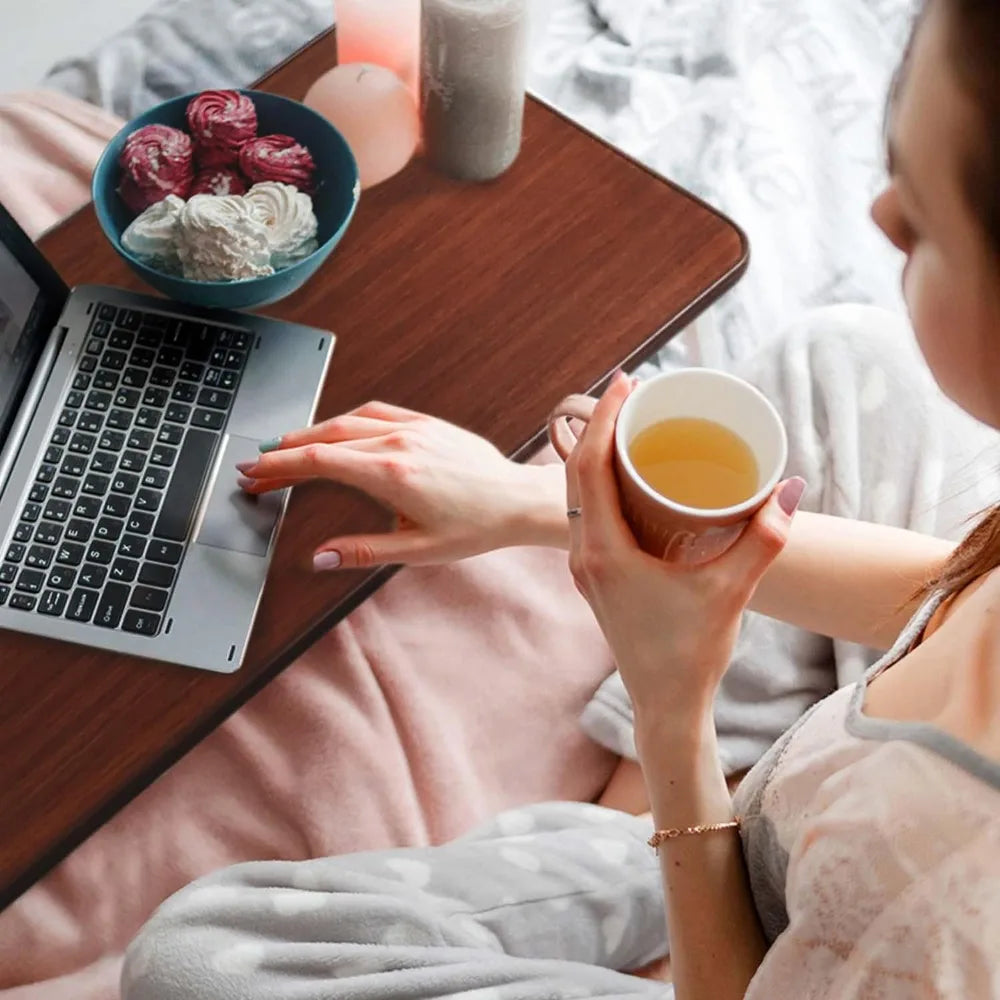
[[196, 435, 281, 557]]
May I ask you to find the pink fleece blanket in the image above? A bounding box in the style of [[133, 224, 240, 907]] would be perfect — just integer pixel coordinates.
[[0, 92, 618, 998]]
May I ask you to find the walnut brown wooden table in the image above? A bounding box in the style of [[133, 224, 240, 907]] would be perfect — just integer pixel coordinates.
[[0, 30, 747, 910]]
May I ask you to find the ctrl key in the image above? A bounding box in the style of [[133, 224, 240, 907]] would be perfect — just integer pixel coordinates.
[[122, 609, 161, 636], [8, 592, 37, 612]]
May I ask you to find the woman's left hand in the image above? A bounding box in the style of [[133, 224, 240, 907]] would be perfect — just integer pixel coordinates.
[[566, 371, 805, 724]]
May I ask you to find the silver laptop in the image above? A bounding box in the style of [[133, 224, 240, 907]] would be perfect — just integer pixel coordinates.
[[0, 202, 333, 673]]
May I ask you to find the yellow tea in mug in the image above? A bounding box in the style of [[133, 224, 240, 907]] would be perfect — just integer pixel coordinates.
[[627, 417, 758, 509]]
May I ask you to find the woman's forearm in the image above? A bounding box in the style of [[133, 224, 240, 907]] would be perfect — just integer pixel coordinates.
[[747, 511, 952, 648], [637, 713, 766, 1000], [512, 473, 952, 650]]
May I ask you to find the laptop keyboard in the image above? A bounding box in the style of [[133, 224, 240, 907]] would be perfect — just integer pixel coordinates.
[[0, 303, 251, 637]]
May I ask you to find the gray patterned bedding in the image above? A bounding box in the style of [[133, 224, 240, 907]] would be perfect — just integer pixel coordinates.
[[44, 0, 918, 367]]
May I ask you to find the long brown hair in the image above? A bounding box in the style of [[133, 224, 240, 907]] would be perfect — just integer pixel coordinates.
[[913, 0, 1000, 598]]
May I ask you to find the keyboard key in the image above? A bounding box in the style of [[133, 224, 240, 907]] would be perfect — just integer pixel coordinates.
[[91, 320, 111, 338], [66, 390, 86, 409], [122, 367, 148, 389], [122, 609, 161, 636], [146, 539, 183, 565], [231, 330, 251, 350], [152, 314, 176, 333], [85, 338, 103, 355], [165, 403, 191, 423], [128, 428, 155, 450], [136, 328, 160, 348], [104, 494, 130, 518], [150, 367, 174, 387], [79, 355, 98, 373], [51, 476, 79, 500], [197, 388, 232, 410], [102, 350, 127, 371], [36, 463, 57, 484], [13, 522, 32, 543], [21, 501, 42, 523], [39, 590, 68, 617], [134, 489, 162, 513], [72, 496, 101, 519], [44, 444, 63, 464], [72, 372, 91, 391], [77, 411, 102, 433], [64, 518, 92, 543], [110, 557, 139, 583], [111, 472, 139, 495], [224, 350, 244, 370], [97, 303, 117, 322], [114, 388, 141, 409], [99, 429, 126, 452], [131, 585, 168, 613], [156, 424, 183, 446], [0, 584, 8, 606], [153, 429, 217, 541], [179, 362, 204, 382], [185, 326, 214, 362], [86, 540, 116, 565], [35, 521, 63, 546], [158, 346, 183, 367], [16, 568, 45, 594], [92, 452, 118, 475], [28, 482, 48, 504], [66, 588, 98, 622], [81, 473, 111, 496], [43, 499, 71, 522], [132, 346, 157, 367], [60, 455, 87, 478], [135, 408, 161, 429], [119, 309, 142, 331], [127, 511, 156, 535], [95, 582, 131, 628], [0, 564, 16, 584], [150, 445, 177, 467], [106, 410, 132, 432], [191, 408, 224, 431], [9, 593, 37, 612], [142, 387, 169, 408], [56, 541, 86, 566], [119, 534, 147, 560], [93, 369, 119, 390], [47, 566, 76, 591], [5, 542, 25, 562], [57, 409, 77, 429], [141, 467, 169, 490], [120, 450, 146, 473], [109, 329, 134, 350], [85, 390, 112, 411], [68, 432, 95, 455], [95, 517, 125, 542], [78, 563, 107, 589], [171, 382, 198, 404], [25, 545, 53, 570], [138, 561, 175, 589], [52, 428, 71, 447]]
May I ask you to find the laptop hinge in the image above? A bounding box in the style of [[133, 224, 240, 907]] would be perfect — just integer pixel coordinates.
[[0, 325, 67, 497]]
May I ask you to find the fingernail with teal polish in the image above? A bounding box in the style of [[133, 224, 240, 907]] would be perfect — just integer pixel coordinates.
[[236, 475, 257, 489], [258, 437, 281, 453], [235, 460, 255, 474], [313, 551, 342, 572]]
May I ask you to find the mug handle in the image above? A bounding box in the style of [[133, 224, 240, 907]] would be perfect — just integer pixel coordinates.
[[547, 394, 598, 461]]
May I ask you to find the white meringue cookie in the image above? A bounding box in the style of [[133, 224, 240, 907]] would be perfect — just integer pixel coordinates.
[[121, 194, 184, 272], [244, 182, 319, 266], [175, 194, 274, 282]]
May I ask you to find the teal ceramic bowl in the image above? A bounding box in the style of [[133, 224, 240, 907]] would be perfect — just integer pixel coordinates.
[[92, 90, 360, 310]]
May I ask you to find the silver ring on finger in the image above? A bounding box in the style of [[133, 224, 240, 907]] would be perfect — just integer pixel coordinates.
[[566, 507, 583, 519]]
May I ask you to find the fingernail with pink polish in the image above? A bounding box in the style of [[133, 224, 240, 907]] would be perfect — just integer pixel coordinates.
[[313, 551, 342, 571], [778, 477, 806, 516], [235, 461, 255, 474]]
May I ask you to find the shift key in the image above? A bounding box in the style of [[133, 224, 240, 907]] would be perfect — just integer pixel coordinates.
[[153, 429, 219, 541]]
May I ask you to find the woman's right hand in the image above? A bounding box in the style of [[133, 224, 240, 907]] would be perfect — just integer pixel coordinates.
[[235, 400, 567, 570]]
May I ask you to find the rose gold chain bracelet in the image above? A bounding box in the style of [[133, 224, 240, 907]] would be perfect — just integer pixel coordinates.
[[648, 817, 741, 852]]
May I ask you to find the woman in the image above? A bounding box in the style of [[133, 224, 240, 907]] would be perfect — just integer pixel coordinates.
[[123, 0, 1000, 995]]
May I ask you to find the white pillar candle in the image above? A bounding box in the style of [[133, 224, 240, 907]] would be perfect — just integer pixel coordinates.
[[420, 0, 529, 182]]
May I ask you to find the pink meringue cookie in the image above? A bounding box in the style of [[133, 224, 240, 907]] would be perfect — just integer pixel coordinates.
[[190, 167, 248, 197], [118, 124, 194, 212], [239, 134, 316, 192], [187, 90, 258, 167]]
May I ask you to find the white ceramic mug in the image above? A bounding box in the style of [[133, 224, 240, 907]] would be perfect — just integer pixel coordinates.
[[548, 369, 789, 562]]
